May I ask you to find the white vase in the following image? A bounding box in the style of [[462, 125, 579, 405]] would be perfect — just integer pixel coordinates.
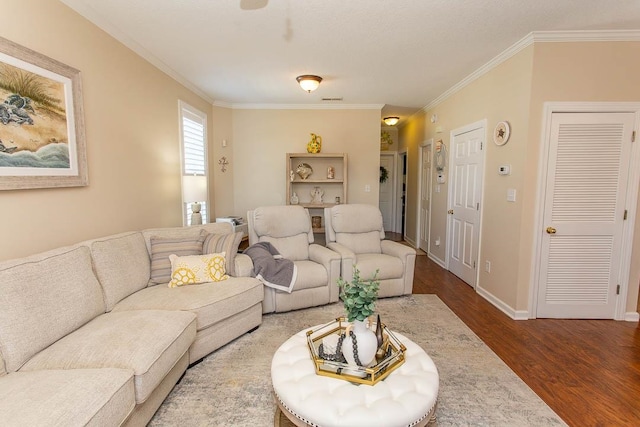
[[341, 319, 378, 367]]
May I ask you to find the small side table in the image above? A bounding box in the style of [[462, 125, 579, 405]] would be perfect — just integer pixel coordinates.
[[271, 327, 439, 427]]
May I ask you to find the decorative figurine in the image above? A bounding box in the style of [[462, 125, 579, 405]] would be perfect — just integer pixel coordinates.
[[290, 170, 295, 182], [307, 133, 322, 154], [327, 166, 335, 179], [290, 192, 299, 205], [310, 186, 324, 204]]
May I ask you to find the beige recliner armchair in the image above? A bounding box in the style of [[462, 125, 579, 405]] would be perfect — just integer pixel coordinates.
[[324, 204, 416, 298], [248, 205, 341, 313]]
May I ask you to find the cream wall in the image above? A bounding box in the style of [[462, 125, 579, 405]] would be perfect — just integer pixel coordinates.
[[397, 112, 426, 244], [210, 105, 234, 217], [401, 40, 640, 316], [0, 0, 212, 260], [223, 108, 381, 219], [402, 46, 535, 309], [526, 41, 640, 314]]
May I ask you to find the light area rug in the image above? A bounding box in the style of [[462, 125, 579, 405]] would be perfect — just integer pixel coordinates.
[[150, 295, 566, 426]]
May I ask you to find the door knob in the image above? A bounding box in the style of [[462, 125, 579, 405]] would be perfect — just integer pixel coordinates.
[[546, 227, 557, 234], [448, 209, 454, 215]]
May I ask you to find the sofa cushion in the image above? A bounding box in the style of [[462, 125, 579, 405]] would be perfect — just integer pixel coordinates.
[[355, 253, 404, 280], [251, 206, 313, 240], [148, 230, 206, 286], [89, 232, 151, 311], [328, 204, 385, 234], [0, 245, 105, 373], [168, 253, 229, 287], [250, 206, 314, 261], [293, 260, 328, 291], [142, 222, 234, 253], [336, 230, 383, 254], [0, 368, 135, 427], [259, 233, 310, 261], [203, 231, 242, 276], [112, 276, 264, 332], [20, 310, 196, 404]]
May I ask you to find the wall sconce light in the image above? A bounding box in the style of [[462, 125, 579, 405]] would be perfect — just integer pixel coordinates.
[[296, 75, 322, 92], [383, 116, 400, 126]]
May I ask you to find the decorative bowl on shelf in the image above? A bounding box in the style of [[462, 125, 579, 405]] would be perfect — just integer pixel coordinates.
[[296, 163, 313, 180]]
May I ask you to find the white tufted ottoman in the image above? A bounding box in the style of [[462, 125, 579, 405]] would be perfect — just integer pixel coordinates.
[[271, 327, 439, 427]]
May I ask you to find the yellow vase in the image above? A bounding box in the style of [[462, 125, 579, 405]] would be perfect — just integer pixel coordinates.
[[307, 133, 322, 154]]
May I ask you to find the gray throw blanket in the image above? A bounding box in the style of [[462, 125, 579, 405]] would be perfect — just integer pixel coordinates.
[[244, 242, 297, 293]]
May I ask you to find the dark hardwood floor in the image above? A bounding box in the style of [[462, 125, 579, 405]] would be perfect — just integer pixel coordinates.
[[408, 249, 640, 427]]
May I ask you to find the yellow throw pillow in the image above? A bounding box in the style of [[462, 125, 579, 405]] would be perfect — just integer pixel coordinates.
[[168, 252, 229, 288]]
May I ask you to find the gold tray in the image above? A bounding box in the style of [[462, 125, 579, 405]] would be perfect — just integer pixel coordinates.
[[306, 317, 406, 386]]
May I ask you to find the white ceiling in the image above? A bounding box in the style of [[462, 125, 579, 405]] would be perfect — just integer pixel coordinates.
[[61, 0, 640, 123]]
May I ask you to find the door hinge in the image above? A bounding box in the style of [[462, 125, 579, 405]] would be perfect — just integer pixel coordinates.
[[477, 202, 480, 210], [624, 209, 628, 220], [480, 141, 483, 150], [616, 285, 620, 295], [473, 261, 476, 269], [632, 131, 636, 142]]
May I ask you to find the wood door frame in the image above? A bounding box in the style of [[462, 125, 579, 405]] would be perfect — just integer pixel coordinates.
[[445, 120, 487, 288], [529, 102, 640, 321], [417, 139, 434, 253], [379, 151, 398, 233]]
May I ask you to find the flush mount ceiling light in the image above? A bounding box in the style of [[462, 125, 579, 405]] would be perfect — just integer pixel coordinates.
[[296, 75, 322, 92], [383, 116, 400, 126]]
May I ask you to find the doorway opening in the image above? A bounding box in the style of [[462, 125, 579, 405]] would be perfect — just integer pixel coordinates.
[[397, 152, 407, 239]]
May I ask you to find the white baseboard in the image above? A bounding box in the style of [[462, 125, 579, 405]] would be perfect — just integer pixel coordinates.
[[476, 285, 529, 320], [404, 235, 417, 248], [427, 253, 446, 268], [624, 311, 640, 322]]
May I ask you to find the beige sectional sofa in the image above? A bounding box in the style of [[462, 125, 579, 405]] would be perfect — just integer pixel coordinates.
[[0, 222, 263, 427]]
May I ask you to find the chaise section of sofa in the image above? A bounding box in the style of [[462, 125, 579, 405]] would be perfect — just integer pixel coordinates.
[[0, 222, 264, 426], [0, 368, 135, 427]]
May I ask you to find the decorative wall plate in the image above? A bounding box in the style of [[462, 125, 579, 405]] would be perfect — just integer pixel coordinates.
[[493, 121, 511, 146]]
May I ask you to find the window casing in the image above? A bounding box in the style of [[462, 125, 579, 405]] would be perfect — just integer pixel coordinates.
[[179, 101, 208, 225]]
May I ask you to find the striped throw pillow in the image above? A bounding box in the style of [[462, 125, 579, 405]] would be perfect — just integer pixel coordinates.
[[148, 230, 206, 285], [203, 232, 243, 276]]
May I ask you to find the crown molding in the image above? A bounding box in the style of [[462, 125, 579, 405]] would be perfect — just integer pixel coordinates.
[[231, 103, 384, 110], [423, 32, 535, 111], [60, 1, 216, 105], [423, 29, 640, 112], [212, 100, 233, 109], [532, 29, 640, 42]]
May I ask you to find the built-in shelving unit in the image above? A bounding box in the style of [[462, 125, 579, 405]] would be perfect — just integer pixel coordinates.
[[286, 153, 348, 238]]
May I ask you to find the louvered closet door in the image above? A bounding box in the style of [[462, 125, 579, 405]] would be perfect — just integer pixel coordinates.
[[536, 112, 634, 318]]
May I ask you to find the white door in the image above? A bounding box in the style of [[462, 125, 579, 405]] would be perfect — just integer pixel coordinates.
[[379, 153, 396, 232], [536, 112, 635, 319], [447, 125, 484, 287], [419, 144, 432, 252]]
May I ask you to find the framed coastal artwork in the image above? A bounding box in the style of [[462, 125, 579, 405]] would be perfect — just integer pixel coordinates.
[[0, 36, 87, 190]]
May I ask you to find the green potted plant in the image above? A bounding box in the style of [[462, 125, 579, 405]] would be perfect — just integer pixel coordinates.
[[338, 268, 380, 322], [337, 268, 380, 366]]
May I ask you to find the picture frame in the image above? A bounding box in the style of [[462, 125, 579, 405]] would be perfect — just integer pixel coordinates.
[[0, 36, 87, 190]]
